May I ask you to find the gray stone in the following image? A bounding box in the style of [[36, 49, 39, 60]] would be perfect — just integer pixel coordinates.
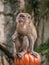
[[4, 2, 12, 14]]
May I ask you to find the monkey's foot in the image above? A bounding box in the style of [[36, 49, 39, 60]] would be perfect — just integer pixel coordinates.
[[31, 51, 38, 58], [16, 53, 23, 58]]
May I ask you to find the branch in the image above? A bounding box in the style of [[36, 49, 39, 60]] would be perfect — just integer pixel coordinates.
[[0, 44, 14, 60]]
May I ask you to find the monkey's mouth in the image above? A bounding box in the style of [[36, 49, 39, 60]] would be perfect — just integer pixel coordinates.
[[19, 19, 24, 23]]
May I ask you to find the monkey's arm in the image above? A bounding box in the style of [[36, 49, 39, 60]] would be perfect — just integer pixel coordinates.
[[30, 21, 37, 41], [28, 34, 34, 51], [28, 33, 37, 57], [12, 30, 18, 41], [0, 44, 14, 60]]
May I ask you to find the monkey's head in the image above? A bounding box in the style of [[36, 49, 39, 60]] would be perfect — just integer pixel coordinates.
[[16, 13, 32, 24], [16, 13, 32, 35]]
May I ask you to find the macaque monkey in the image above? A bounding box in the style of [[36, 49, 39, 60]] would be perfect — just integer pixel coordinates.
[[12, 13, 37, 58]]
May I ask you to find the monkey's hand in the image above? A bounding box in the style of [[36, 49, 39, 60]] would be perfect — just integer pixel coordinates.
[[16, 50, 27, 58], [16, 53, 22, 58], [31, 51, 38, 58]]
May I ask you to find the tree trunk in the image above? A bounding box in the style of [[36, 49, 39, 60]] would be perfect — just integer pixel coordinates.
[[0, 0, 26, 65]]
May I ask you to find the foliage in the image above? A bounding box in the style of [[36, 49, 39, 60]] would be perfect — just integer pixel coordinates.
[[35, 39, 49, 57]]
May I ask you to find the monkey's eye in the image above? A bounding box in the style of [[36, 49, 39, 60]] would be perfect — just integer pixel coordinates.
[[28, 16, 32, 19]]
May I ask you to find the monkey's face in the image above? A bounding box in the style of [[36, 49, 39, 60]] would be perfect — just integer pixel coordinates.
[[16, 13, 32, 35]]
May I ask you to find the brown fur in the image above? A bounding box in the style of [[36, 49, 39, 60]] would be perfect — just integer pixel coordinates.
[[12, 13, 37, 58]]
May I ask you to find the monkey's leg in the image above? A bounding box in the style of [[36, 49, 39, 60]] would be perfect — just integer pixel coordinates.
[[18, 36, 29, 58], [28, 34, 37, 57]]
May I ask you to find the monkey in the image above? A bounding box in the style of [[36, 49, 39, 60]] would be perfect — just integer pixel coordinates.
[[12, 13, 37, 58]]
